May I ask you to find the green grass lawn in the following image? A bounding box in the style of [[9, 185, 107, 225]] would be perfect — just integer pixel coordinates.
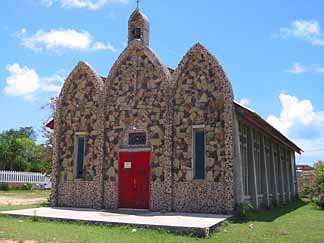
[[0, 189, 51, 199], [0, 200, 323, 243]]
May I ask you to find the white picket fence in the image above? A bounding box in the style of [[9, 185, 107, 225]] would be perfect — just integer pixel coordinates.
[[0, 170, 51, 189]]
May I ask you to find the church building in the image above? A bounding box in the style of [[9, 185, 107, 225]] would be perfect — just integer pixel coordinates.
[[49, 7, 302, 213]]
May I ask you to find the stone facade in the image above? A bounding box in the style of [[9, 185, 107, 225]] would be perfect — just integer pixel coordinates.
[[103, 41, 173, 211], [51, 8, 301, 213], [172, 43, 234, 213], [51, 61, 104, 208]]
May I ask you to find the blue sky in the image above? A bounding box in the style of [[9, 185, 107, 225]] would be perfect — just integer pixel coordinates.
[[0, 0, 324, 165]]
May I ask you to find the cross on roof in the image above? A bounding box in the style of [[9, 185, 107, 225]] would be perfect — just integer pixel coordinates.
[[136, 0, 140, 9]]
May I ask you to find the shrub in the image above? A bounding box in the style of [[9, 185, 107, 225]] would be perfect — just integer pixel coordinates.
[[0, 182, 10, 191], [300, 172, 315, 197], [22, 183, 33, 190], [234, 201, 254, 221], [311, 161, 324, 210], [313, 193, 324, 210]]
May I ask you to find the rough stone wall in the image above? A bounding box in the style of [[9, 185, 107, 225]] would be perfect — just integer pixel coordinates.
[[51, 61, 104, 208], [52, 42, 236, 213], [172, 43, 235, 213], [103, 41, 173, 211]]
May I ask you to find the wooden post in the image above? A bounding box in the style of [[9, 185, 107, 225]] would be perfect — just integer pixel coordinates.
[[233, 117, 245, 205], [261, 136, 270, 208], [279, 147, 286, 204], [270, 141, 280, 204], [271, 143, 279, 204], [286, 150, 292, 201], [292, 152, 298, 197], [249, 127, 259, 209]]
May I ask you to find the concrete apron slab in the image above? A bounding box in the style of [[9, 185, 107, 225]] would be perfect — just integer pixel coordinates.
[[0, 207, 232, 237]]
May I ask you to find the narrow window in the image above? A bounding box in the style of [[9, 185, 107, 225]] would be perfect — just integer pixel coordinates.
[[75, 135, 85, 178], [133, 28, 141, 39], [193, 129, 205, 179]]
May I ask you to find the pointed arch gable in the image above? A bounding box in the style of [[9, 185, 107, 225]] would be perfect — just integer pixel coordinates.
[[173, 42, 233, 98], [103, 40, 172, 161], [102, 41, 173, 210], [59, 61, 104, 103], [172, 42, 235, 212], [52, 60, 105, 208], [105, 41, 171, 91]]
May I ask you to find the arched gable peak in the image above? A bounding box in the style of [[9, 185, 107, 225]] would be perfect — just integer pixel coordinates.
[[103, 41, 173, 187], [173, 42, 234, 99], [59, 61, 104, 101], [105, 40, 171, 92], [53, 61, 105, 203], [172, 43, 235, 210]]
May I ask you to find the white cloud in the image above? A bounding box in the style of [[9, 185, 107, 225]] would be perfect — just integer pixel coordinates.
[[267, 93, 324, 163], [314, 65, 324, 73], [238, 98, 250, 106], [41, 69, 66, 92], [4, 64, 40, 98], [17, 28, 116, 53], [4, 63, 65, 100], [287, 63, 306, 74], [267, 94, 319, 134], [286, 62, 324, 74], [61, 0, 107, 10], [39, 0, 55, 7], [91, 41, 117, 51], [274, 19, 324, 46], [39, 0, 128, 10]]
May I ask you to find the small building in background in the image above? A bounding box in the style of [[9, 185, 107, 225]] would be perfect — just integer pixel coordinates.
[[296, 164, 315, 197]]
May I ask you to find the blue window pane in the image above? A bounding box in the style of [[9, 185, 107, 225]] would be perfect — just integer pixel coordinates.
[[76, 137, 85, 178], [194, 131, 205, 179]]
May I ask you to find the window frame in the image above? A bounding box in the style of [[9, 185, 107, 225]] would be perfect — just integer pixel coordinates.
[[192, 125, 206, 180], [74, 132, 86, 179], [128, 132, 147, 146]]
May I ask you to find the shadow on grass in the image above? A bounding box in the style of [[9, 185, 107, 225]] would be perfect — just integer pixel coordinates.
[[229, 199, 307, 224]]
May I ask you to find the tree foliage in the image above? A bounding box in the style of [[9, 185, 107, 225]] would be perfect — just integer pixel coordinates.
[[0, 127, 51, 174], [311, 161, 324, 209]]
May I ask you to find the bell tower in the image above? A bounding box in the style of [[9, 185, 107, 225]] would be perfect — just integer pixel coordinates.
[[128, 4, 150, 46]]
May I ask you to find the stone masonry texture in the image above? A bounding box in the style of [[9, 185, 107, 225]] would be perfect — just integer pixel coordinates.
[[51, 9, 297, 214], [51, 40, 235, 213]]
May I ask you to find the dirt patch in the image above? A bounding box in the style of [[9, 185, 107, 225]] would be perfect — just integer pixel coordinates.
[[0, 196, 46, 206]]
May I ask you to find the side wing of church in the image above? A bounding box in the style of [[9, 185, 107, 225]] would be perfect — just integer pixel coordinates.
[[49, 8, 302, 213]]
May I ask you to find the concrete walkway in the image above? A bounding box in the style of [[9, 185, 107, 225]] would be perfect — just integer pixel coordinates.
[[0, 207, 232, 237]]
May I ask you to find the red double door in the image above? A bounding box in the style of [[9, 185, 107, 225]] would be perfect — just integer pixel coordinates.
[[118, 151, 150, 209]]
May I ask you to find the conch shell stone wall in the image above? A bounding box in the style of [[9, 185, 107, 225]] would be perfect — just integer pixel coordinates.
[[172, 43, 234, 212], [51, 62, 104, 208], [103, 42, 173, 211], [51, 42, 235, 213]]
